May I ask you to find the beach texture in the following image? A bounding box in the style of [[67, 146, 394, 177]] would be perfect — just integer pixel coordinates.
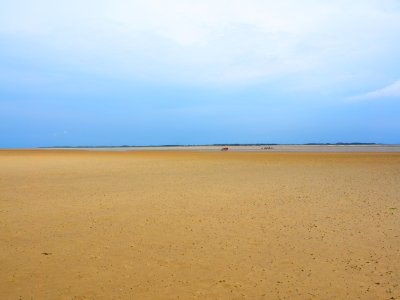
[[1, 150, 399, 299]]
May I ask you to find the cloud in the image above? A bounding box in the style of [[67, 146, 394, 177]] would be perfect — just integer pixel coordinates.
[[1, 0, 400, 88], [349, 80, 400, 101]]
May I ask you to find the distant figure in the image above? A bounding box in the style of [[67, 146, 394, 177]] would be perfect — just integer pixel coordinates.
[[221, 147, 229, 151], [262, 146, 273, 150]]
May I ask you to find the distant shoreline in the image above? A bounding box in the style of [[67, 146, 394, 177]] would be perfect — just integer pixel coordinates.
[[23, 144, 400, 153], [2, 143, 400, 152], [39, 142, 382, 149]]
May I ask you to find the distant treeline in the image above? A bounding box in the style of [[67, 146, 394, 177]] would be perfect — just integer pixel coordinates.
[[40, 142, 378, 148], [40, 144, 279, 148], [305, 143, 377, 145]]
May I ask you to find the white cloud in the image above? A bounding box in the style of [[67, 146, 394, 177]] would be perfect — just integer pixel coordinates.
[[1, 0, 400, 87], [349, 80, 400, 101]]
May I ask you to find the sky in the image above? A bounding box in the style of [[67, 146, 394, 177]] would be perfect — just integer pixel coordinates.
[[1, 0, 400, 147]]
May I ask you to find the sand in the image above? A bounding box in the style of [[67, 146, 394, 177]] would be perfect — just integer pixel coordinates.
[[41, 144, 400, 152], [0, 150, 399, 299]]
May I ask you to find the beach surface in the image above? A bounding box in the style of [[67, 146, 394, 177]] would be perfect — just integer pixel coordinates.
[[40, 144, 400, 152], [1, 150, 399, 299]]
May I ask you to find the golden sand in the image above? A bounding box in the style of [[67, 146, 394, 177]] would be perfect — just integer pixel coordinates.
[[1, 151, 399, 299]]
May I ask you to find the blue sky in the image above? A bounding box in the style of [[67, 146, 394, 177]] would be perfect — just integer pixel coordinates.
[[1, 0, 400, 147]]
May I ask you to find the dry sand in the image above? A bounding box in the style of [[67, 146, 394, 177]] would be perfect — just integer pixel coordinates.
[[0, 150, 399, 299]]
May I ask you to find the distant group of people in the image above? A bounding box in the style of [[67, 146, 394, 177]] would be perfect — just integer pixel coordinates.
[[220, 146, 274, 151]]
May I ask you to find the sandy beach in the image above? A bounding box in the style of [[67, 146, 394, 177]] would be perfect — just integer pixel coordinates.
[[1, 150, 399, 299], [40, 144, 400, 152]]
